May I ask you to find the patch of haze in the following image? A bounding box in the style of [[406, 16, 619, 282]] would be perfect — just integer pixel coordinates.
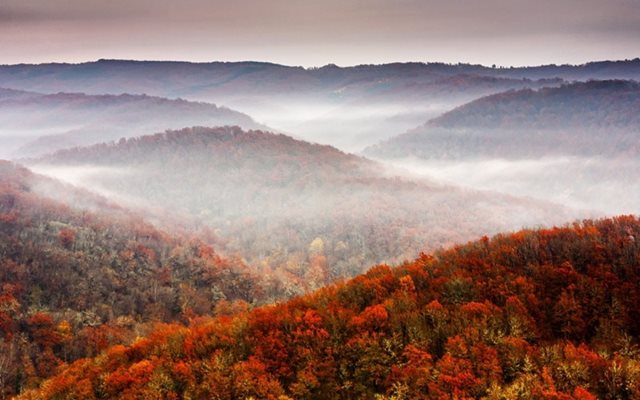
[[0, 126, 82, 159], [28, 164, 149, 208], [225, 99, 451, 152], [378, 156, 638, 216]]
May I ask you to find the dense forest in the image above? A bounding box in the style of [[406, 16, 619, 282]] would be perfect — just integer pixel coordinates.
[[27, 127, 571, 294], [0, 89, 264, 158], [0, 161, 263, 398], [15, 216, 640, 399]]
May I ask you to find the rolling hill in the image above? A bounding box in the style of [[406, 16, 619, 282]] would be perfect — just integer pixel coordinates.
[[27, 126, 575, 296], [0, 161, 261, 397], [365, 80, 640, 215], [366, 80, 640, 160], [0, 89, 265, 158], [16, 215, 640, 399], [0, 60, 580, 151]]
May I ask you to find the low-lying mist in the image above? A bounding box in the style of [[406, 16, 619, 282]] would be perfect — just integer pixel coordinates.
[[25, 127, 574, 295], [381, 156, 638, 216], [218, 98, 454, 153]]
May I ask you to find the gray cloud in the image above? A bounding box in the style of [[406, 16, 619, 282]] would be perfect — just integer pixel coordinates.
[[0, 0, 638, 66]]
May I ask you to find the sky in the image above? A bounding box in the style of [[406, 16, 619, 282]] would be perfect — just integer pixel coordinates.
[[1, 0, 639, 67]]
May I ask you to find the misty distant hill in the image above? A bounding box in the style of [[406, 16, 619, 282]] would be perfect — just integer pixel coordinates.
[[3, 59, 639, 152], [0, 59, 576, 151], [366, 80, 640, 159], [1, 59, 639, 101], [28, 126, 573, 295], [0, 89, 266, 157], [365, 80, 640, 214]]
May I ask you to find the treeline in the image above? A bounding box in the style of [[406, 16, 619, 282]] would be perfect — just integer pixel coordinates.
[[18, 216, 640, 399]]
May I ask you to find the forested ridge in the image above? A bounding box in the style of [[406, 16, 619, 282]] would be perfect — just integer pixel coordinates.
[[16, 216, 640, 399], [0, 89, 264, 158], [0, 161, 260, 398], [29, 127, 570, 295], [366, 80, 640, 160]]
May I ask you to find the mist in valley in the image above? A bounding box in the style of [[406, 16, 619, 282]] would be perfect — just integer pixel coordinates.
[[1, 66, 638, 292], [2, 0, 640, 397], [23, 127, 574, 296], [378, 156, 640, 217]]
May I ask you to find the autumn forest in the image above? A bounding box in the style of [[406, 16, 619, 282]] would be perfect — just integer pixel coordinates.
[[1, 5, 640, 398]]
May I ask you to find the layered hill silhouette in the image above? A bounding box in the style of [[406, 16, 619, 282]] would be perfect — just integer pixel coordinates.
[[366, 80, 640, 160], [0, 161, 260, 397], [28, 127, 572, 294], [2, 59, 639, 101], [0, 60, 583, 151], [0, 89, 265, 158], [16, 216, 640, 399], [365, 80, 640, 215]]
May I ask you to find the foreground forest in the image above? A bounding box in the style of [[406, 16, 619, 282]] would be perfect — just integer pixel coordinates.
[[14, 216, 640, 399], [0, 161, 264, 398]]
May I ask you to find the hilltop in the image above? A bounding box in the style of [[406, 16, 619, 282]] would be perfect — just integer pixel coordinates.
[[29, 127, 573, 295], [0, 89, 265, 157]]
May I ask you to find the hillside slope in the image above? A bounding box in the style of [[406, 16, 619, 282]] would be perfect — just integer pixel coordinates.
[[28, 127, 573, 294], [18, 216, 640, 399], [0, 89, 265, 158], [0, 161, 259, 397], [0, 60, 576, 151], [367, 80, 640, 160], [365, 80, 640, 214]]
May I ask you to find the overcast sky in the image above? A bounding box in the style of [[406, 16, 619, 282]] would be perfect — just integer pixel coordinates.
[[1, 0, 639, 67]]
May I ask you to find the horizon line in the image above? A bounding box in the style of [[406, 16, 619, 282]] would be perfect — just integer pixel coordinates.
[[1, 57, 639, 70]]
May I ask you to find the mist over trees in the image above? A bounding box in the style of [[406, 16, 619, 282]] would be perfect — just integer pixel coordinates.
[[0, 161, 269, 397], [0, 89, 265, 158], [366, 80, 640, 215], [27, 126, 573, 296], [0, 58, 638, 398], [17, 216, 640, 399]]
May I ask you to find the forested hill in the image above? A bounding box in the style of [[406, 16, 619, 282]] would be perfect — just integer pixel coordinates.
[[0, 161, 261, 398], [0, 59, 638, 100], [0, 89, 265, 157], [28, 127, 572, 293], [366, 80, 640, 160], [18, 216, 640, 399], [431, 80, 640, 131]]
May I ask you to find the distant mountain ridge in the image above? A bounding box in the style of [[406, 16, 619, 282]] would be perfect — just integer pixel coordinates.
[[2, 58, 638, 152], [366, 80, 640, 160], [364, 79, 640, 215], [1, 59, 639, 97], [0, 89, 267, 157], [0, 59, 576, 107]]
